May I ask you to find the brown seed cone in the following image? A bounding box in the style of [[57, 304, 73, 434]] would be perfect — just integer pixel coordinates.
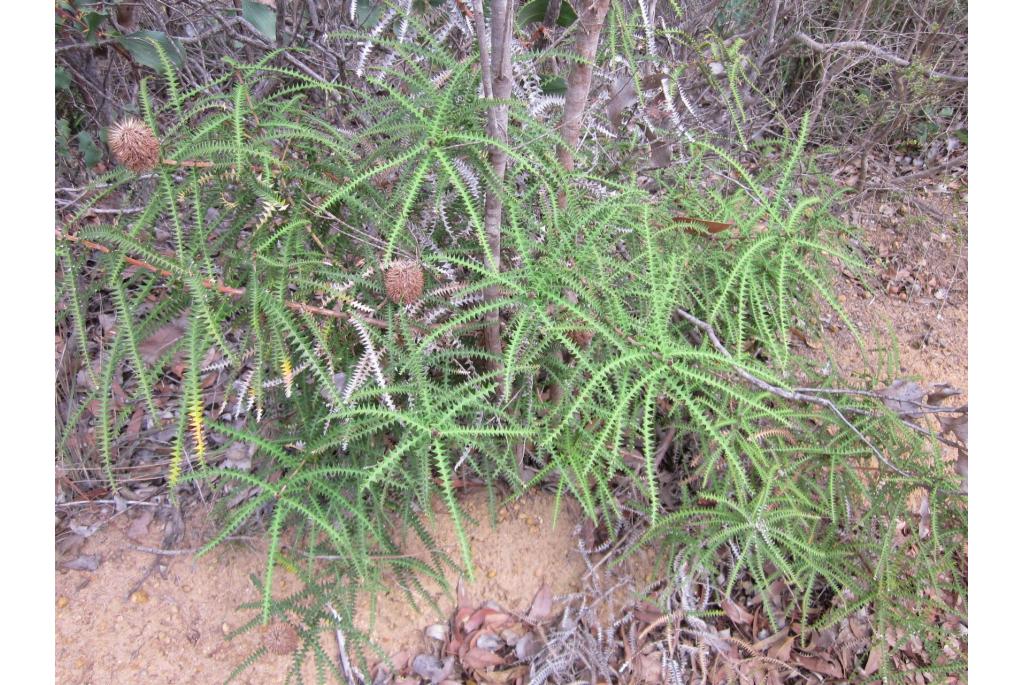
[[263, 620, 299, 655], [567, 329, 595, 348], [108, 118, 160, 172], [384, 259, 424, 305]]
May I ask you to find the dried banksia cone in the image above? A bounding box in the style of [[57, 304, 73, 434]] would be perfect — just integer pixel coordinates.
[[567, 328, 595, 348], [263, 620, 299, 655], [384, 259, 424, 305], [108, 118, 160, 172]]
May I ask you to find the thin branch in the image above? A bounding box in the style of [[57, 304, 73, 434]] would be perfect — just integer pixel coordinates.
[[677, 308, 936, 481], [792, 31, 967, 84], [556, 0, 613, 182], [325, 603, 363, 685], [474, 0, 515, 375], [56, 17, 245, 54], [56, 229, 402, 330]]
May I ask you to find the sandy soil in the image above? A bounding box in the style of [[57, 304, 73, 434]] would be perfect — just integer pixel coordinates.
[[56, 489, 589, 684], [823, 195, 968, 393]]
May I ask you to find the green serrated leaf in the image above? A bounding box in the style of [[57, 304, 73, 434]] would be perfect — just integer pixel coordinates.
[[355, 0, 386, 28], [517, 0, 577, 28], [242, 0, 277, 41], [83, 10, 106, 41], [56, 68, 72, 91], [77, 130, 102, 167], [541, 75, 567, 95], [119, 31, 184, 73], [56, 119, 72, 158]]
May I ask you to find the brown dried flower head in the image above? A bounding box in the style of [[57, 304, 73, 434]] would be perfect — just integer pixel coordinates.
[[567, 328, 595, 348], [108, 118, 160, 172], [384, 259, 424, 305], [263, 620, 300, 655]]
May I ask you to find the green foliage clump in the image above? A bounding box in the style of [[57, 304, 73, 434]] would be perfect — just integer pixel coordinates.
[[57, 16, 965, 682]]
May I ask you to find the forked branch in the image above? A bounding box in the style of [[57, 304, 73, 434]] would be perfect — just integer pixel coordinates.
[[676, 307, 959, 483]]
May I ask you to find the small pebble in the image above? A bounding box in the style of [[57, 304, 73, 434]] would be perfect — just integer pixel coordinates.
[[222, 622, 230, 635], [487, 569, 497, 579], [130, 590, 149, 604], [56, 596, 70, 610]]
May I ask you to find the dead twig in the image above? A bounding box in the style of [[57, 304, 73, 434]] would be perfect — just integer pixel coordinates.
[[677, 308, 937, 482], [55, 229, 406, 330], [325, 603, 363, 685], [791, 31, 967, 84]]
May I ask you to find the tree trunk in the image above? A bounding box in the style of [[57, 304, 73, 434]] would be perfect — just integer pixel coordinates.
[[473, 0, 515, 374], [556, 0, 612, 188], [548, 0, 611, 405]]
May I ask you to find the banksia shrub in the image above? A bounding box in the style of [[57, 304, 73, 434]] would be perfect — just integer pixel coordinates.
[[384, 259, 424, 305], [108, 118, 160, 172]]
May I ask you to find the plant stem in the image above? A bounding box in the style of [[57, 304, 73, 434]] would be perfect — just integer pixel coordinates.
[[474, 0, 515, 375]]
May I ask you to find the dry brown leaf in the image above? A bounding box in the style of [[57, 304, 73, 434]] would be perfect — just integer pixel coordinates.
[[482, 611, 513, 631], [61, 554, 102, 571], [462, 647, 505, 670], [648, 138, 673, 169], [634, 601, 662, 624], [424, 624, 447, 642], [411, 654, 454, 684], [955, 447, 968, 494], [878, 379, 927, 417], [926, 384, 961, 404], [675, 215, 734, 236], [793, 653, 844, 679], [918, 491, 931, 539], [723, 597, 754, 626], [514, 632, 542, 661], [607, 76, 637, 129], [635, 648, 663, 684], [465, 607, 500, 633], [527, 583, 553, 621], [789, 326, 823, 350], [125, 407, 145, 441], [476, 665, 527, 684], [126, 509, 154, 542], [474, 631, 503, 652], [769, 636, 795, 662], [750, 625, 788, 652], [939, 412, 968, 446], [56, 533, 86, 563], [68, 519, 103, 538], [861, 645, 882, 676], [222, 441, 255, 471], [138, 316, 188, 364]]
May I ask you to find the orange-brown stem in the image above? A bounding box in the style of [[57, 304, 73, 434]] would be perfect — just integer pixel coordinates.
[[56, 230, 400, 329]]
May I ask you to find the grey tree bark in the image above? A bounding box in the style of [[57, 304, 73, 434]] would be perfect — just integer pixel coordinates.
[[473, 0, 516, 372], [556, 0, 613, 189]]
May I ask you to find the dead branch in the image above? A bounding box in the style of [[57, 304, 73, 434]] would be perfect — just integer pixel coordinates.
[[676, 308, 959, 483], [56, 229, 402, 330], [792, 31, 967, 84]]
